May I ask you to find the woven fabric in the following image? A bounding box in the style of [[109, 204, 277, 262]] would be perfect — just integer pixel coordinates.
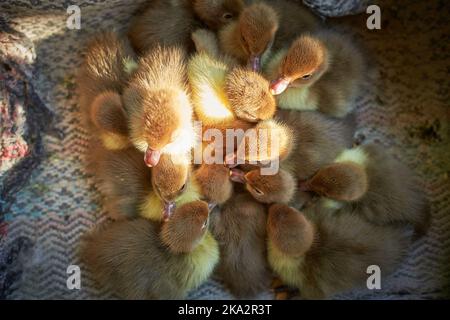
[[0, 0, 449, 299]]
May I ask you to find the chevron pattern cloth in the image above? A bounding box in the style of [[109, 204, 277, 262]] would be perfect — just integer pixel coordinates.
[[0, 0, 449, 299]]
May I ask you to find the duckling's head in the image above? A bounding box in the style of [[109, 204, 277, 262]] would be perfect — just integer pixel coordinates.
[[225, 119, 294, 166], [270, 35, 328, 95], [237, 3, 279, 71], [160, 200, 210, 253], [152, 154, 190, 220], [225, 67, 276, 122], [299, 162, 368, 202], [195, 164, 233, 205], [193, 0, 244, 30], [128, 88, 191, 167], [238, 168, 296, 204], [267, 204, 314, 257]]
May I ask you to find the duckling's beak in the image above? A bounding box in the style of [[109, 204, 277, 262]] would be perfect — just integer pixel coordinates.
[[163, 201, 176, 221], [144, 147, 161, 167], [249, 55, 261, 72], [270, 77, 290, 95], [229, 168, 246, 183]]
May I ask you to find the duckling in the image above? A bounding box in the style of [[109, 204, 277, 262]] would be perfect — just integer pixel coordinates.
[[298, 144, 430, 233], [298, 161, 368, 202], [81, 201, 220, 299], [266, 31, 365, 118], [209, 193, 272, 298], [123, 45, 196, 167], [192, 0, 244, 31], [150, 153, 193, 220], [225, 117, 294, 167], [219, 1, 319, 71], [228, 110, 353, 175], [230, 167, 297, 204], [77, 31, 136, 150], [268, 0, 320, 50], [219, 2, 279, 71], [87, 141, 199, 222], [194, 164, 234, 206], [266, 203, 408, 299], [188, 36, 276, 127], [128, 0, 243, 54], [225, 67, 276, 122]]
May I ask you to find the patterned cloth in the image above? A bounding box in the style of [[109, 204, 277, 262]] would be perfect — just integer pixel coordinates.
[[0, 0, 449, 299]]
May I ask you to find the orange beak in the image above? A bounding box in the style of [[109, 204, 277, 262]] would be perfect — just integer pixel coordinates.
[[144, 147, 161, 167], [270, 77, 290, 95], [229, 168, 246, 183]]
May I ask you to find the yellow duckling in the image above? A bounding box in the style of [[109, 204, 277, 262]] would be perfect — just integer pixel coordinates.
[[188, 28, 276, 127]]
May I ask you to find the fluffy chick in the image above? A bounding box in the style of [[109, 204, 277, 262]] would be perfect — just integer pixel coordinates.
[[230, 167, 296, 204], [81, 201, 219, 299], [128, 0, 243, 54], [194, 164, 234, 205], [87, 141, 198, 221], [299, 144, 430, 233], [219, 2, 279, 71], [266, 203, 408, 299], [228, 110, 353, 176], [192, 0, 244, 30], [266, 31, 365, 118], [188, 32, 276, 127], [219, 0, 319, 71], [210, 193, 272, 298], [299, 161, 368, 202], [123, 45, 196, 167], [77, 31, 136, 150]]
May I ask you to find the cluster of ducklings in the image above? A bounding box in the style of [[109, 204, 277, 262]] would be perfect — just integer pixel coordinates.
[[78, 0, 429, 299]]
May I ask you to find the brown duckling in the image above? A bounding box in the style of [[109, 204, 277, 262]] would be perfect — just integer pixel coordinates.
[[81, 201, 219, 299], [219, 0, 319, 71], [228, 110, 354, 176], [77, 31, 136, 150], [266, 31, 365, 118], [298, 144, 430, 234], [210, 193, 272, 298], [266, 203, 408, 299], [128, 0, 243, 54], [87, 140, 198, 221], [123, 45, 196, 167]]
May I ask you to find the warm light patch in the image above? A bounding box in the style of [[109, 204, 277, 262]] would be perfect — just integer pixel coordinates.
[[334, 147, 369, 167], [188, 53, 235, 123], [101, 133, 130, 150]]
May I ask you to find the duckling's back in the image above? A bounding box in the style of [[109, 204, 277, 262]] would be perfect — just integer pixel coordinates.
[[81, 218, 219, 299]]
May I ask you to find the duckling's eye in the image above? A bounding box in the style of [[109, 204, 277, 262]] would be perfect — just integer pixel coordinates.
[[180, 183, 187, 192], [222, 13, 233, 20], [253, 188, 264, 196], [302, 74, 312, 80]]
